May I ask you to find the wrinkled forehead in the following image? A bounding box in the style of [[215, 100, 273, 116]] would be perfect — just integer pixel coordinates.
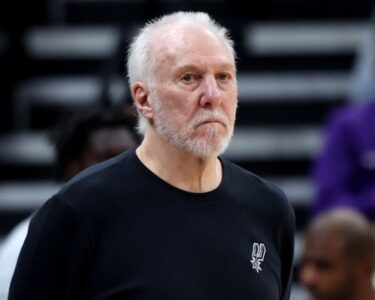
[[150, 25, 235, 65]]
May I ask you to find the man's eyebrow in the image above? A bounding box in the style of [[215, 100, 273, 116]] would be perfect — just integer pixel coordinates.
[[175, 65, 200, 73]]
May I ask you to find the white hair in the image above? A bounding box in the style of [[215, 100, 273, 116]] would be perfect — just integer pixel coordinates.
[[126, 11, 236, 135]]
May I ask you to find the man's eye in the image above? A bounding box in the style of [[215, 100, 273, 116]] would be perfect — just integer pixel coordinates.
[[181, 73, 193, 81], [217, 73, 230, 80]]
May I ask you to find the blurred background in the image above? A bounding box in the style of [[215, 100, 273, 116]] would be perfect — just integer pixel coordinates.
[[1, 0, 375, 299]]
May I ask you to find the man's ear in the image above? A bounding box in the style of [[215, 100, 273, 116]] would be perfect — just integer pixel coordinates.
[[132, 82, 154, 119]]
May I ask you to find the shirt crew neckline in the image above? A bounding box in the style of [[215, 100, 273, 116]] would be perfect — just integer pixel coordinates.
[[128, 149, 232, 204]]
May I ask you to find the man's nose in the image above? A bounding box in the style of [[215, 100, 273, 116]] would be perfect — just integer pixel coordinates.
[[200, 75, 222, 108]]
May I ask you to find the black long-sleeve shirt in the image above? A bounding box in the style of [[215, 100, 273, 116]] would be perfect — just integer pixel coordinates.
[[9, 150, 295, 299]]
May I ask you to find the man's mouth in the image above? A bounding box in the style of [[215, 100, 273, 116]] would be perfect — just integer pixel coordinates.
[[199, 119, 225, 127]]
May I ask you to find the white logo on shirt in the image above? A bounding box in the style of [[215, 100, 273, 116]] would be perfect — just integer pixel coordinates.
[[250, 243, 266, 273]]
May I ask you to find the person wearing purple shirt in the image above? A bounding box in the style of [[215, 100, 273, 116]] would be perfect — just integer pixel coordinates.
[[311, 100, 375, 220]]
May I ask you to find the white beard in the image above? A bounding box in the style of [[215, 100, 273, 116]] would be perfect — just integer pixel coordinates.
[[153, 99, 234, 158]]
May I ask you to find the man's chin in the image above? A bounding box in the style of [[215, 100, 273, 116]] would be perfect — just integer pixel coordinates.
[[185, 138, 229, 158]]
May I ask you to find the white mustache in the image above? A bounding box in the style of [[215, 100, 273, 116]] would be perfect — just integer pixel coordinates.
[[192, 111, 228, 128]]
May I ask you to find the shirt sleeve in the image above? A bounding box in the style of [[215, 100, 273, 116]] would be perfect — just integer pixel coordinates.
[[8, 196, 92, 300]]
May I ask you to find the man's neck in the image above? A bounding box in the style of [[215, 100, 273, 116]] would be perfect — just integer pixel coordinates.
[[136, 132, 222, 193]]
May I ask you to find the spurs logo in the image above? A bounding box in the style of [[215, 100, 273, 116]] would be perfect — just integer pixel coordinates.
[[250, 243, 266, 273]]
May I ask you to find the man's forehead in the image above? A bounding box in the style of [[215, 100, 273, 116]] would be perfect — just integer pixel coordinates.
[[305, 232, 346, 258], [174, 61, 236, 74]]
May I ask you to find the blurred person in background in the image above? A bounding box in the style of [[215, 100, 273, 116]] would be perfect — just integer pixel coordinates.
[[299, 208, 375, 300], [311, 5, 375, 220], [52, 104, 140, 181], [0, 104, 139, 300], [9, 11, 295, 300], [311, 98, 375, 220]]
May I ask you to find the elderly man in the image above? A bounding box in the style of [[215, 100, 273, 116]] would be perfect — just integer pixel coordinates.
[[299, 209, 375, 300], [9, 12, 295, 300]]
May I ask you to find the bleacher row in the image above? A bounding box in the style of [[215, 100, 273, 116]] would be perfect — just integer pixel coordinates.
[[0, 0, 374, 299]]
